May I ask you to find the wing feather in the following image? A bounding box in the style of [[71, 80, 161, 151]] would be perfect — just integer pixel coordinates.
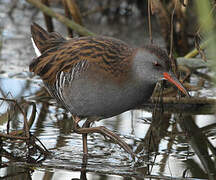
[[30, 36, 133, 84]]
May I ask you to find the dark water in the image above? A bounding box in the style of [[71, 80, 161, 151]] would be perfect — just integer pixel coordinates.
[[0, 1, 216, 180]]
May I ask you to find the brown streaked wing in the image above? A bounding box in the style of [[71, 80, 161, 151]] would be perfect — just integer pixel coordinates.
[[30, 36, 134, 84]]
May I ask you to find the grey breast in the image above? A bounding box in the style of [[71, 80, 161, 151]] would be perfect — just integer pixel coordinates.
[[58, 64, 155, 118]]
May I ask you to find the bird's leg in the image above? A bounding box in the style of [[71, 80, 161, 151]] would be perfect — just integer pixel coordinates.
[[82, 119, 91, 155], [80, 153, 88, 180], [72, 115, 92, 155], [75, 125, 136, 160], [72, 116, 136, 159], [72, 115, 81, 129]]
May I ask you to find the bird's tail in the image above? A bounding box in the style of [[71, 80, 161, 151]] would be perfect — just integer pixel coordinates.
[[31, 23, 65, 56]]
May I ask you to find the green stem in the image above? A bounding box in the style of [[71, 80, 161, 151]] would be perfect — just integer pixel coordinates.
[[184, 39, 210, 58], [26, 0, 95, 36]]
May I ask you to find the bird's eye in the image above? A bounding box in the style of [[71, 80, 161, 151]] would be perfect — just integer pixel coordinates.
[[153, 61, 161, 67]]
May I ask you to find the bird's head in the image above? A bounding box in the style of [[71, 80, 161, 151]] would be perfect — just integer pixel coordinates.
[[133, 46, 190, 97]]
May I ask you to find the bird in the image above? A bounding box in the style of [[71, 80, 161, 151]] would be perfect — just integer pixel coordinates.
[[29, 23, 190, 160]]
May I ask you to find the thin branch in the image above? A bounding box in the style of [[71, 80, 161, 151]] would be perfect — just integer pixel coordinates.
[[184, 39, 211, 58], [148, 0, 153, 44], [169, 0, 177, 58], [26, 0, 95, 36]]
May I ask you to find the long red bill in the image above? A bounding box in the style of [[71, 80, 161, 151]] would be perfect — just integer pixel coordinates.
[[163, 72, 190, 97]]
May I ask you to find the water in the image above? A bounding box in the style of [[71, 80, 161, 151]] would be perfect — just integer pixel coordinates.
[[0, 1, 215, 179]]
